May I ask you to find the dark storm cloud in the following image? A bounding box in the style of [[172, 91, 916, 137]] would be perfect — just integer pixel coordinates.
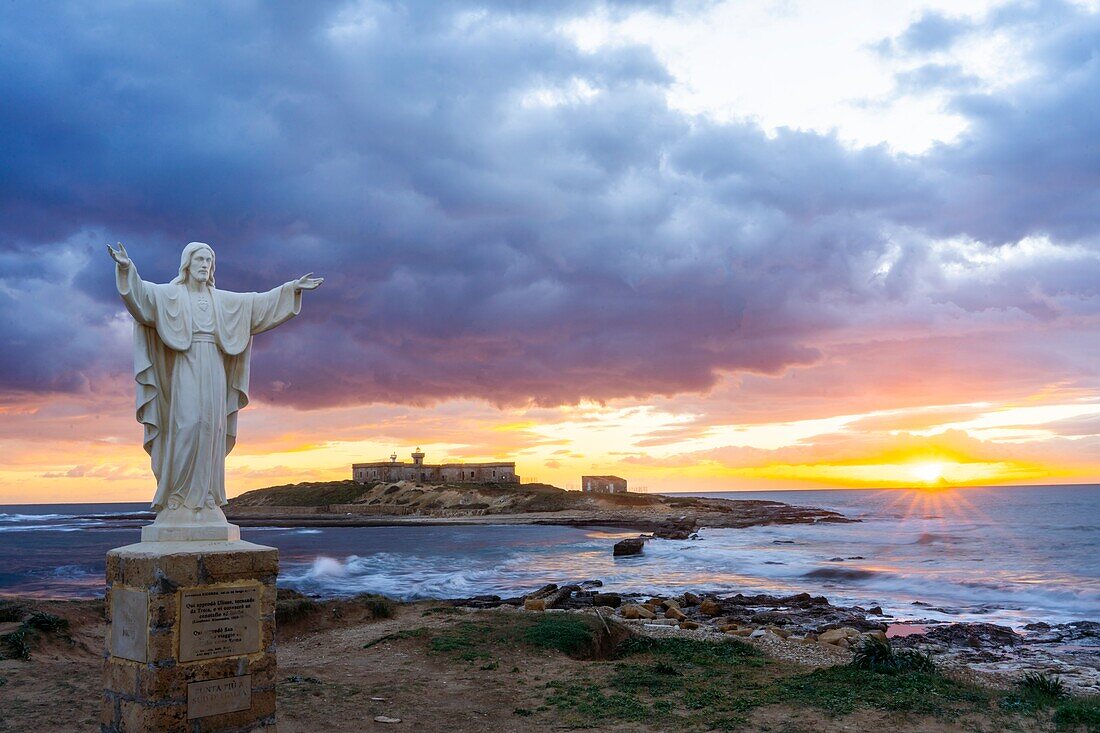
[[1, 0, 1098, 408]]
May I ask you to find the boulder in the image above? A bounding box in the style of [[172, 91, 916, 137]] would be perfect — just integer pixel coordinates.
[[542, 585, 580, 609], [682, 592, 702, 607], [920, 623, 1021, 648], [818, 628, 851, 645], [620, 604, 656, 620], [725, 628, 753, 637], [664, 607, 687, 621], [592, 593, 622, 608], [679, 621, 700, 630], [524, 598, 546, 612], [699, 599, 723, 617], [662, 598, 681, 610], [653, 517, 698, 540], [527, 583, 558, 600], [613, 538, 645, 556], [862, 629, 888, 642]]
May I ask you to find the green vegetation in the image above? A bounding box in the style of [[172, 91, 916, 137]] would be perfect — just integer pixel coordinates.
[[379, 610, 1100, 731], [522, 615, 602, 657], [231, 479, 373, 506], [23, 611, 68, 634], [778, 665, 990, 716], [1052, 696, 1100, 731], [353, 594, 397, 619], [275, 595, 319, 625], [0, 611, 69, 660], [849, 635, 936, 674], [362, 628, 427, 649], [1019, 671, 1068, 701], [0, 627, 32, 660], [999, 672, 1099, 730], [0, 601, 24, 623]]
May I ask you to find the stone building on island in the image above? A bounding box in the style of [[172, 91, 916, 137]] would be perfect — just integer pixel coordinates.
[[581, 475, 628, 493], [352, 448, 520, 485]]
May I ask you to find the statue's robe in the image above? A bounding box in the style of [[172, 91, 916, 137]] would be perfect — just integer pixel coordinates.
[[116, 265, 301, 510]]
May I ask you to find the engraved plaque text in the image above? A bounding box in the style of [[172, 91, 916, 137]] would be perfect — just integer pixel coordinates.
[[187, 675, 252, 719], [179, 586, 260, 662]]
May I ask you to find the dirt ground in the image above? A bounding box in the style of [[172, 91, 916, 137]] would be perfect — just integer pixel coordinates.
[[0, 598, 1079, 733]]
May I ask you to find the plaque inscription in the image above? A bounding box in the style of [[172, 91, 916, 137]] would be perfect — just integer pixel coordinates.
[[109, 587, 148, 662], [187, 675, 252, 719], [179, 585, 261, 662]]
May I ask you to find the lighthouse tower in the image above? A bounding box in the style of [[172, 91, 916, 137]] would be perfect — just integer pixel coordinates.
[[411, 447, 426, 467]]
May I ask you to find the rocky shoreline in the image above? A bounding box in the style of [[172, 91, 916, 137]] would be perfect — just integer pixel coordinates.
[[441, 582, 1100, 696]]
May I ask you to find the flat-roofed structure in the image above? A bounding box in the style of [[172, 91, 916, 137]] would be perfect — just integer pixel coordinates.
[[352, 448, 519, 485], [581, 475, 627, 493]]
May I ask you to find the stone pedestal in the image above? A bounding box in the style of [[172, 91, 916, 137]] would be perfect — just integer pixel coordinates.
[[101, 541, 278, 733]]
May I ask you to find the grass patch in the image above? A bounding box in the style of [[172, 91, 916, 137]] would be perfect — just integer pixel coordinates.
[[1001, 671, 1072, 715], [610, 662, 683, 695], [275, 597, 318, 625], [362, 628, 427, 649], [544, 680, 652, 724], [357, 611, 1099, 731], [522, 615, 602, 657], [778, 666, 990, 716], [353, 593, 397, 619], [1052, 696, 1100, 731], [428, 622, 496, 661], [616, 636, 764, 668]]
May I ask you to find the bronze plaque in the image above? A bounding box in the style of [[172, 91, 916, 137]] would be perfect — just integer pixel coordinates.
[[109, 586, 148, 662], [187, 675, 252, 719], [179, 585, 261, 661]]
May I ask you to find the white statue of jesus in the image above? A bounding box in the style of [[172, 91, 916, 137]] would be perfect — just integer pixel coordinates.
[[109, 241, 323, 541]]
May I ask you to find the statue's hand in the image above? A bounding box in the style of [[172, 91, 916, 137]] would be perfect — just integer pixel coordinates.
[[293, 273, 324, 291], [107, 242, 130, 269]]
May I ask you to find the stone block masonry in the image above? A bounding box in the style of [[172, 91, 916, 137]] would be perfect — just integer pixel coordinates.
[[101, 540, 278, 733]]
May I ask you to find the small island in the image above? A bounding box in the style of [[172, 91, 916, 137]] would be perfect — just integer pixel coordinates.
[[220, 478, 855, 535]]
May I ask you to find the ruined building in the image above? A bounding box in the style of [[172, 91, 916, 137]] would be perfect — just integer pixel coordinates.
[[352, 448, 520, 485], [581, 475, 628, 493]]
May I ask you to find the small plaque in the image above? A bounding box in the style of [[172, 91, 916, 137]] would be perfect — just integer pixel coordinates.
[[187, 675, 252, 719], [179, 585, 261, 662], [109, 587, 148, 662]]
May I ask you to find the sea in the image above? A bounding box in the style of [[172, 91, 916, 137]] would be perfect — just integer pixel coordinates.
[[1, 485, 1097, 629]]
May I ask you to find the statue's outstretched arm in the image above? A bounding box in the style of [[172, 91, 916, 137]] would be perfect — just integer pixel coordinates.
[[111, 242, 157, 326]]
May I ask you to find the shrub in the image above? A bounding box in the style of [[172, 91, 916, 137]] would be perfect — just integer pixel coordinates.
[[275, 598, 318, 625], [1018, 671, 1067, 701], [850, 636, 935, 674], [355, 594, 397, 619], [23, 611, 69, 634], [0, 628, 32, 660]]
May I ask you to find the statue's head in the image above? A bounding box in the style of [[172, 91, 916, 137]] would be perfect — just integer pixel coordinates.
[[172, 242, 216, 286]]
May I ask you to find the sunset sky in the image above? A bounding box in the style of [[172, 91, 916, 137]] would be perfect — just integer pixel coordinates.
[[3, 0, 1100, 504]]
